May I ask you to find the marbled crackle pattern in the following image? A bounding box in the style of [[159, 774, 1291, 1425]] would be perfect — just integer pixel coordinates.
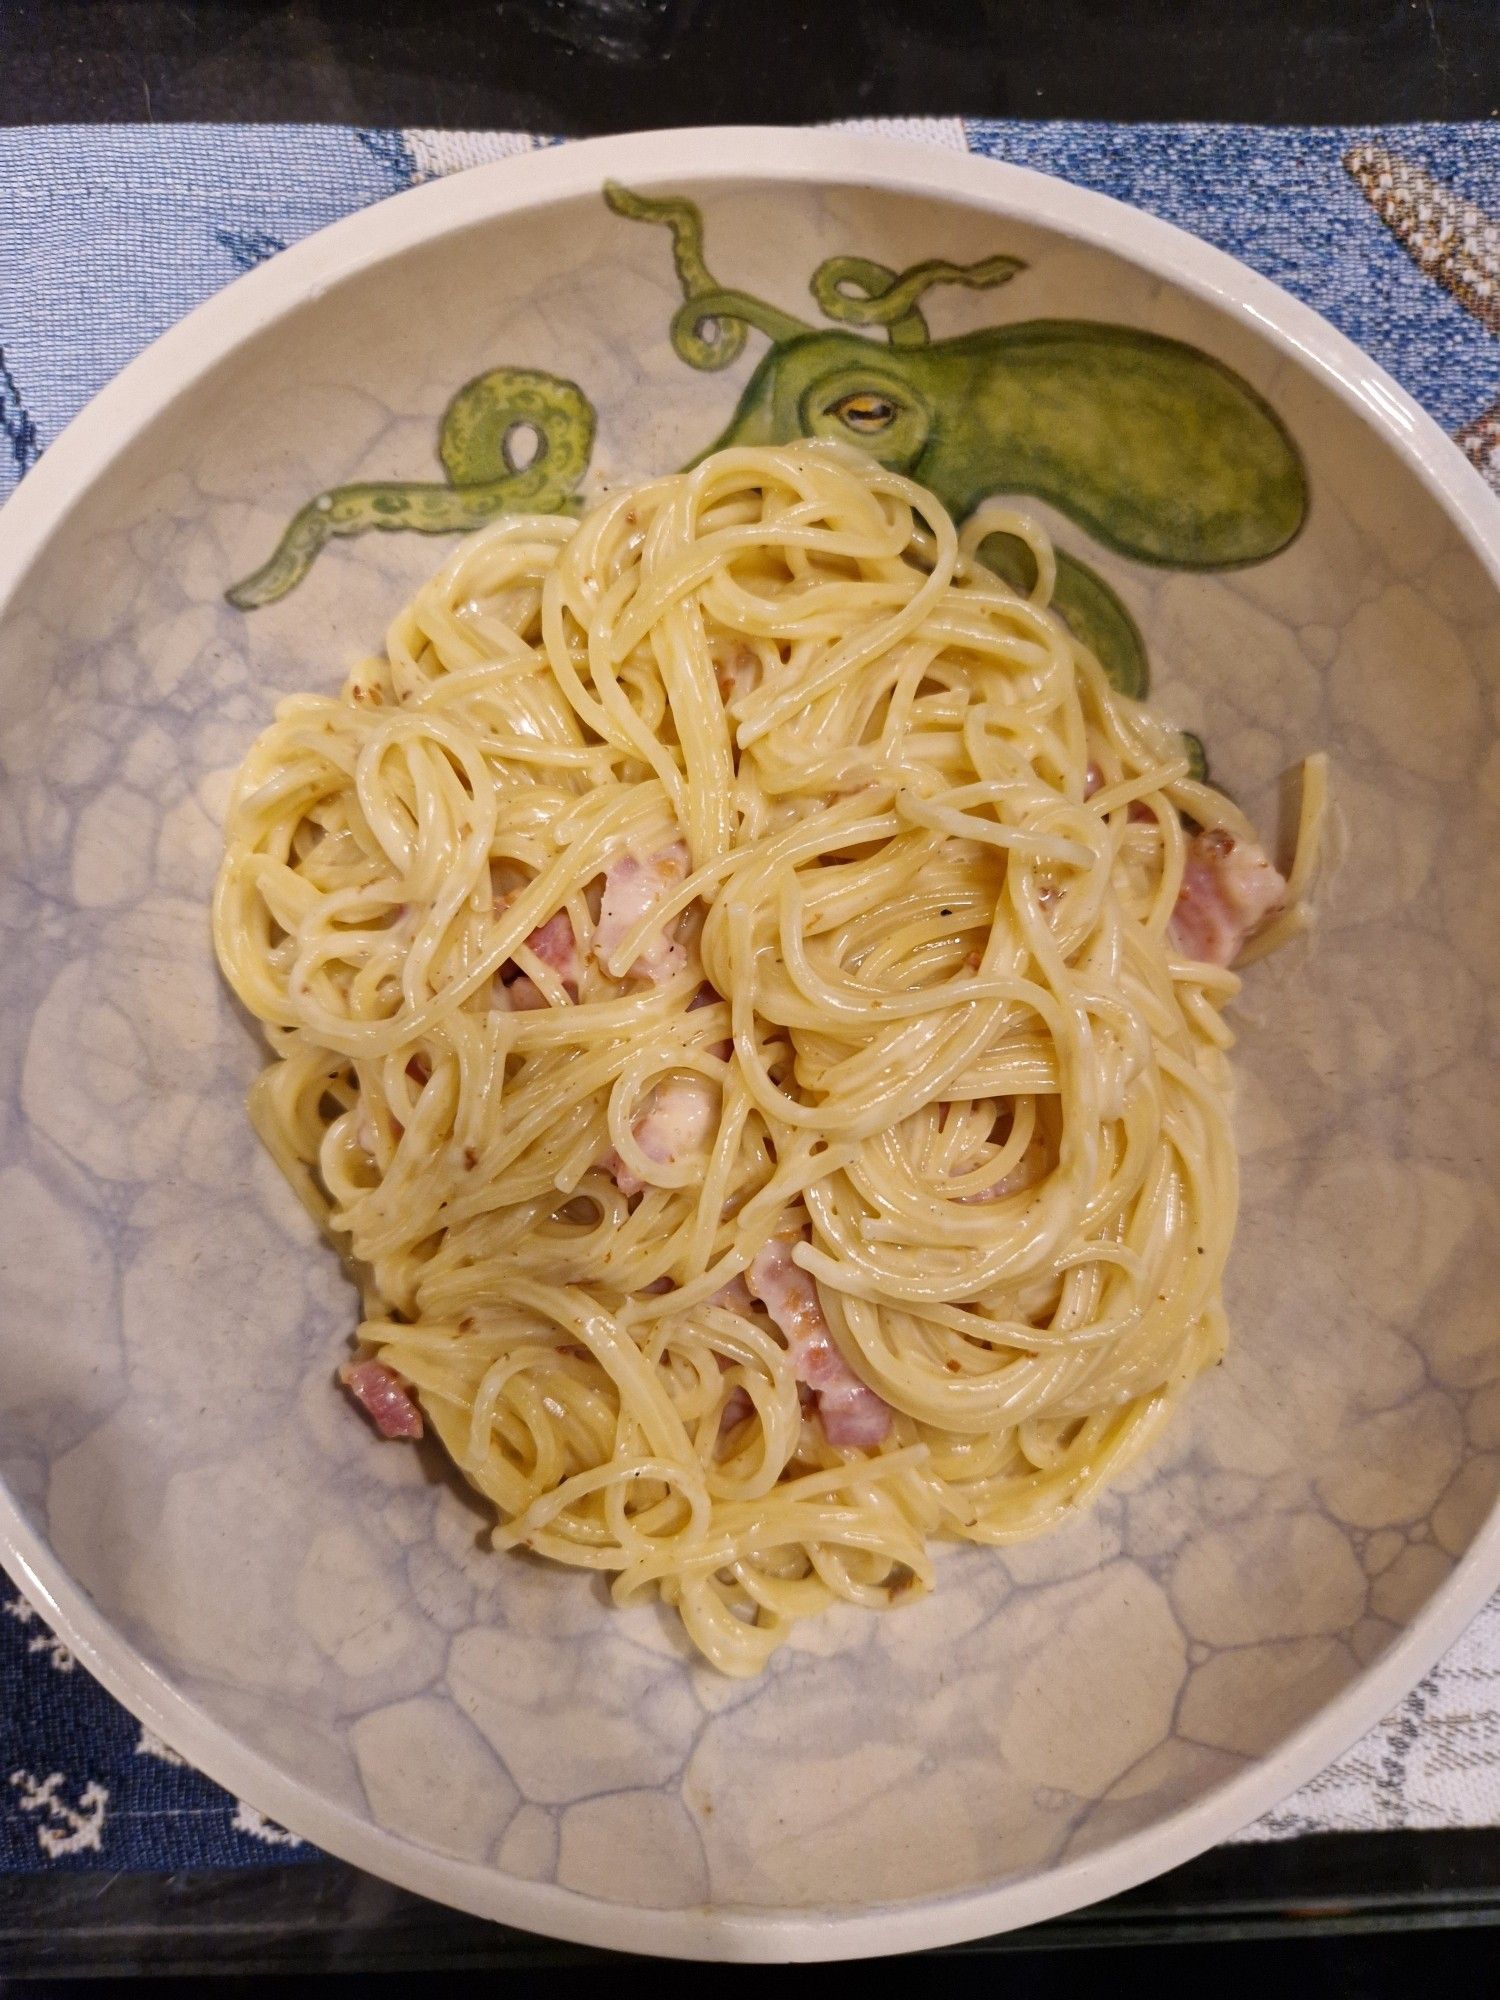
[[0, 182, 1496, 1916]]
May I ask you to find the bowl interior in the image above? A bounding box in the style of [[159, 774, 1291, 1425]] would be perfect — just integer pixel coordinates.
[[0, 162, 1497, 1934]]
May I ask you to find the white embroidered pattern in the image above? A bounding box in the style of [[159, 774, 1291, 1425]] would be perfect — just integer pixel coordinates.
[[9, 1771, 108, 1856], [134, 1726, 187, 1768], [3, 1591, 74, 1673], [231, 1800, 303, 1848]]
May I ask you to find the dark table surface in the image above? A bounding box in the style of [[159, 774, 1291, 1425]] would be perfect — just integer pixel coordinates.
[[6, 0, 1500, 129], [2, 0, 1498, 1979]]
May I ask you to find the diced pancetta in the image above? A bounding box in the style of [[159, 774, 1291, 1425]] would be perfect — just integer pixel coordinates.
[[598, 1147, 637, 1195], [1170, 826, 1287, 968], [601, 1075, 717, 1197], [490, 900, 580, 1007], [339, 1358, 423, 1440], [596, 840, 690, 983], [747, 1237, 892, 1448], [523, 909, 582, 995], [636, 1075, 716, 1166]]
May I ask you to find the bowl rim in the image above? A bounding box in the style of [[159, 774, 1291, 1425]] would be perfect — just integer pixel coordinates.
[[1, 122, 1498, 1962]]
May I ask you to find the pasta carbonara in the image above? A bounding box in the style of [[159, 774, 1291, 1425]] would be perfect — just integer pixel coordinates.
[[214, 443, 1322, 1675]]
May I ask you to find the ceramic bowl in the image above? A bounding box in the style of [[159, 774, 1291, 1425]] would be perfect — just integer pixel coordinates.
[[0, 129, 1497, 1961]]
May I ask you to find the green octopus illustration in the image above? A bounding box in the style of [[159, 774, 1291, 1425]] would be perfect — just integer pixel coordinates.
[[226, 182, 1307, 705], [225, 369, 597, 610]]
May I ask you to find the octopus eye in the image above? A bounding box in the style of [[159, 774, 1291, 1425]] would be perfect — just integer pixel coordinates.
[[829, 390, 899, 433]]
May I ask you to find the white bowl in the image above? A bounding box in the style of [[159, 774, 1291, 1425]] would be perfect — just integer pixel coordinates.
[[1, 128, 1497, 1960]]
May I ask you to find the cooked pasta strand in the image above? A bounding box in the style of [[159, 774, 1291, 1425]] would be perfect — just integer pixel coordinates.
[[214, 443, 1318, 1675]]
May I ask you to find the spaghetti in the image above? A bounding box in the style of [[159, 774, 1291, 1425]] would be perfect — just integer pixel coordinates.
[[214, 442, 1319, 1674]]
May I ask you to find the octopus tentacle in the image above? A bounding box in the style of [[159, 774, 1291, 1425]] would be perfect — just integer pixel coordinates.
[[605, 182, 810, 370], [810, 254, 1025, 343], [806, 258, 931, 347], [226, 367, 595, 609]]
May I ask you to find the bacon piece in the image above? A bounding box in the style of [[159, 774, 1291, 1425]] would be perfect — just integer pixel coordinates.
[[637, 1076, 716, 1166], [490, 899, 580, 1005], [596, 840, 690, 983], [1084, 760, 1104, 799], [601, 1075, 717, 1197], [338, 1359, 423, 1440], [597, 1147, 637, 1195], [747, 1238, 892, 1448], [523, 910, 581, 996], [1170, 826, 1287, 968]]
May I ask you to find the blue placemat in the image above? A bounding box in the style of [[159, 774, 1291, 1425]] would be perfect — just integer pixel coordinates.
[[1, 117, 1497, 1874]]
